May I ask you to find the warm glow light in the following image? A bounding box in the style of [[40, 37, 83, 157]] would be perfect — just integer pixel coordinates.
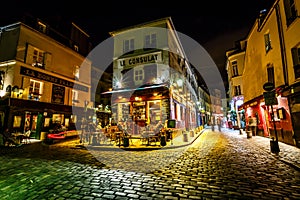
[[0, 60, 16, 67], [176, 79, 183, 87], [0, 90, 5, 97]]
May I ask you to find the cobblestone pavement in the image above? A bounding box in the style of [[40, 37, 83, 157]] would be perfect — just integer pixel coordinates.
[[0, 128, 300, 200]]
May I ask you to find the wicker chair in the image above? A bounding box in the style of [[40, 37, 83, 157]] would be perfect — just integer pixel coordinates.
[[22, 130, 31, 144]]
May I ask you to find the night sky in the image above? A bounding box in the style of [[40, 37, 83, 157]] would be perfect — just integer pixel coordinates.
[[1, 0, 275, 86]]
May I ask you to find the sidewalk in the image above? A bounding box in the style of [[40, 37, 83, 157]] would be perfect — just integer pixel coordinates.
[[222, 128, 300, 171], [44, 127, 300, 171], [73, 128, 206, 151]]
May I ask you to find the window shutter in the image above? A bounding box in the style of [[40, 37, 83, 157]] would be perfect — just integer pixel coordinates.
[[291, 48, 299, 65], [283, 0, 292, 20], [26, 44, 35, 65], [44, 52, 52, 68]]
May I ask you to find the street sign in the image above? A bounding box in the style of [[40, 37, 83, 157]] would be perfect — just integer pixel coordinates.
[[263, 82, 275, 91], [263, 91, 278, 105]]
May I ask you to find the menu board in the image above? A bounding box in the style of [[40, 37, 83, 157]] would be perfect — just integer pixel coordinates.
[[51, 84, 65, 104], [161, 98, 170, 120]]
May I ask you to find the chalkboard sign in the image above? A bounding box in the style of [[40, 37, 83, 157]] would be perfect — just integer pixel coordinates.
[[161, 98, 170, 119], [51, 84, 65, 104]]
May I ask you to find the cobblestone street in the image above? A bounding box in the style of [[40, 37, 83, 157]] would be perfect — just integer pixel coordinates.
[[0, 128, 300, 200]]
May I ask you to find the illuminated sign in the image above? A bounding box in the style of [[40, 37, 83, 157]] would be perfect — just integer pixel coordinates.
[[20, 66, 88, 92], [118, 52, 162, 68]]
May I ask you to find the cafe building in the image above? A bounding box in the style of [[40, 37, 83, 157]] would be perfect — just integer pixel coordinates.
[[103, 17, 202, 136], [0, 15, 92, 139]]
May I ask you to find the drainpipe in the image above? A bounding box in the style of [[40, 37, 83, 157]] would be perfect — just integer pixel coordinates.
[[275, 3, 288, 86]]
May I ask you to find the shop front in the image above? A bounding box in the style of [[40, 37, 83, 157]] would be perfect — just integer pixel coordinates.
[[243, 93, 294, 145], [282, 82, 300, 147], [106, 84, 170, 136], [0, 97, 89, 140]]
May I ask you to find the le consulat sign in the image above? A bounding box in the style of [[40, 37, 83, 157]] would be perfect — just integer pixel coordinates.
[[118, 52, 162, 68]]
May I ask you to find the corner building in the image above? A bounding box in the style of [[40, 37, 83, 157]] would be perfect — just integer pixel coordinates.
[[0, 15, 92, 139], [104, 17, 202, 136]]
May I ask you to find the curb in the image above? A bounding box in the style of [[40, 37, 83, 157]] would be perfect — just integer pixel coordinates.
[[81, 128, 207, 151], [118, 128, 206, 151]]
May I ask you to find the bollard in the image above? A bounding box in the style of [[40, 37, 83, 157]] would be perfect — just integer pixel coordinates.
[[239, 129, 243, 135], [190, 130, 194, 137], [246, 130, 252, 138], [123, 137, 129, 147], [270, 138, 280, 153], [183, 132, 188, 142], [160, 135, 166, 146]]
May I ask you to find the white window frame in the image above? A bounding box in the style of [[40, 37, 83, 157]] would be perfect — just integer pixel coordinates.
[[134, 67, 144, 83], [234, 85, 241, 96], [32, 48, 45, 67], [29, 79, 43, 95], [72, 90, 78, 102], [123, 38, 134, 53], [73, 65, 80, 80], [232, 60, 238, 77], [264, 33, 272, 53], [145, 33, 157, 48]]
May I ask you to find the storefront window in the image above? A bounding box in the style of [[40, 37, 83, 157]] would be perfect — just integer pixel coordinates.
[[44, 118, 50, 127], [70, 115, 77, 123], [148, 100, 161, 124], [53, 114, 64, 124], [31, 115, 37, 131], [13, 116, 22, 128]]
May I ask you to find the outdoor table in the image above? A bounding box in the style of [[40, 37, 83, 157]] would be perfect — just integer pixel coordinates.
[[12, 133, 24, 144], [142, 131, 159, 146], [115, 131, 123, 147]]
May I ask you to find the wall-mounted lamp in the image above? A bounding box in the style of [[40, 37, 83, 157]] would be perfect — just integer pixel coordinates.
[[12, 86, 24, 98], [19, 88, 23, 95], [12, 85, 19, 93]]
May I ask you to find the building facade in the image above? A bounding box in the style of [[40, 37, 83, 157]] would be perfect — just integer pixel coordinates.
[[0, 15, 92, 139], [226, 39, 247, 129], [231, 0, 299, 146], [102, 17, 206, 136]]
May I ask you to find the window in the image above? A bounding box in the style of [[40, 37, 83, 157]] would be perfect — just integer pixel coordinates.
[[267, 65, 275, 84], [13, 116, 22, 128], [264, 33, 272, 53], [284, 0, 297, 26], [134, 68, 144, 82], [144, 33, 157, 49], [74, 45, 79, 52], [72, 90, 79, 103], [29, 79, 43, 100], [0, 71, 4, 90], [32, 48, 45, 68], [291, 47, 300, 79], [73, 65, 80, 80], [234, 85, 241, 96], [232, 60, 238, 77], [37, 21, 47, 33], [123, 38, 134, 53]]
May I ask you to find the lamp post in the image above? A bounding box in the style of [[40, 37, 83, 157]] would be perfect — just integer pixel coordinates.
[[263, 82, 280, 153]]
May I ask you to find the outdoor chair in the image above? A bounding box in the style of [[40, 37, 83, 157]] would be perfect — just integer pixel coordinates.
[[22, 130, 31, 144]]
